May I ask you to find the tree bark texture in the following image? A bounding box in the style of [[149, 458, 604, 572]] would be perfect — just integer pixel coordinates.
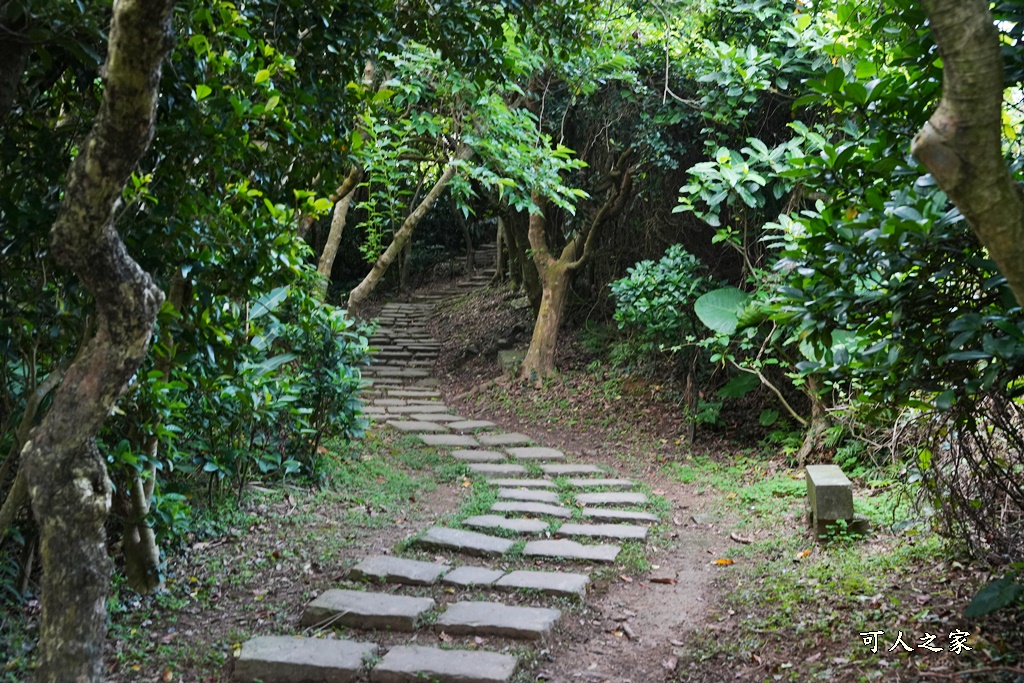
[[519, 151, 634, 379], [20, 0, 174, 680], [0, 13, 30, 122], [347, 145, 473, 310], [316, 166, 362, 292], [914, 0, 1024, 305]]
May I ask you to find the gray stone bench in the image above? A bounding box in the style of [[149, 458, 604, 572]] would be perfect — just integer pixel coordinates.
[[805, 464, 869, 539]]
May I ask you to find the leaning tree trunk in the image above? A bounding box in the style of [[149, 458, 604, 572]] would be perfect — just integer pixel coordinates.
[[347, 145, 473, 310], [19, 1, 175, 680], [315, 167, 362, 297], [521, 251, 572, 381], [794, 376, 832, 466], [914, 0, 1024, 306]]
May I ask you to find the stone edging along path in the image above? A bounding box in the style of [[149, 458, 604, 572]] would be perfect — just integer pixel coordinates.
[[231, 261, 669, 683]]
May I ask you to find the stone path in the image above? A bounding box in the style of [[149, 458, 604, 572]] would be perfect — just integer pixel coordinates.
[[232, 248, 665, 683]]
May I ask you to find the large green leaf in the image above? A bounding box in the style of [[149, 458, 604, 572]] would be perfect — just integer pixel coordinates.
[[964, 575, 1023, 618], [695, 287, 751, 335]]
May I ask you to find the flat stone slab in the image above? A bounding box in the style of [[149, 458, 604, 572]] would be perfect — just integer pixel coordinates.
[[522, 539, 621, 563], [414, 526, 514, 557], [451, 449, 507, 463], [349, 556, 450, 585], [575, 492, 649, 506], [506, 447, 566, 461], [486, 478, 555, 488], [409, 413, 466, 422], [477, 432, 533, 446], [441, 566, 506, 587], [301, 590, 434, 631], [467, 463, 528, 476], [494, 570, 590, 598], [556, 523, 648, 540], [497, 488, 560, 504], [386, 420, 448, 433], [234, 635, 378, 683], [491, 501, 571, 518], [370, 645, 517, 683], [581, 508, 659, 523], [448, 420, 497, 432], [463, 515, 549, 533], [385, 390, 441, 398], [391, 404, 451, 414], [435, 601, 561, 641], [419, 434, 479, 447], [540, 464, 604, 476], [566, 478, 636, 489]]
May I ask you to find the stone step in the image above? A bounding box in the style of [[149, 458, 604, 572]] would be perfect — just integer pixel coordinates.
[[491, 501, 571, 519], [301, 590, 434, 631], [389, 404, 451, 414], [420, 434, 479, 448], [581, 508, 659, 523], [370, 645, 517, 683], [414, 526, 514, 557], [477, 432, 533, 447], [233, 635, 378, 683], [435, 601, 561, 641], [386, 420, 448, 433], [441, 566, 505, 587], [575, 492, 649, 506], [497, 488, 560, 504], [409, 413, 467, 422], [486, 478, 555, 488], [349, 556, 450, 585], [467, 463, 528, 476], [522, 539, 621, 563], [505, 446, 566, 461], [566, 478, 637, 489], [540, 464, 604, 476], [462, 514, 549, 534], [556, 522, 648, 540], [447, 420, 498, 432], [451, 449, 506, 463], [494, 570, 590, 598]]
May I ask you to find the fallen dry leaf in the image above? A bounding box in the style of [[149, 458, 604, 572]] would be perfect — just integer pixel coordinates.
[[619, 574, 633, 583], [650, 577, 677, 585], [714, 558, 735, 566], [729, 532, 752, 544], [793, 549, 812, 562]]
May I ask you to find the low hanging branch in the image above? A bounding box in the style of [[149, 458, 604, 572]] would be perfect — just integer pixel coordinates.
[[913, 0, 1024, 306]]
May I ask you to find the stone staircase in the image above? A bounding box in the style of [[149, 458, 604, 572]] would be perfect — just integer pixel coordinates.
[[231, 263, 662, 683]]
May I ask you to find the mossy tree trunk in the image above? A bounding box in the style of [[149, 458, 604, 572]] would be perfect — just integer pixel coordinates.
[[19, 1, 175, 681], [519, 149, 634, 380]]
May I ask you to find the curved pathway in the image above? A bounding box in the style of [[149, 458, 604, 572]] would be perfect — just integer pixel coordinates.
[[232, 259, 669, 683]]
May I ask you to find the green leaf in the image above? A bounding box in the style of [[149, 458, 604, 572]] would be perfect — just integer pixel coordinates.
[[717, 372, 760, 398], [695, 287, 751, 335], [194, 84, 212, 101], [795, 13, 812, 32], [759, 409, 780, 427], [264, 95, 280, 112], [964, 576, 1023, 618], [254, 69, 271, 84]]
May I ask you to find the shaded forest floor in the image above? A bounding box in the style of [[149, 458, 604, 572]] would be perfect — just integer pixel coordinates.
[[5, 269, 1022, 683]]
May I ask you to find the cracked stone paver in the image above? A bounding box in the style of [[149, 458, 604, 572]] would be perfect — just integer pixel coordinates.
[[494, 570, 590, 598], [462, 514, 549, 533], [370, 645, 517, 683], [522, 539, 621, 563], [414, 526, 515, 557], [300, 590, 435, 631], [497, 488, 561, 503], [349, 556, 450, 585], [435, 601, 561, 641], [234, 635, 378, 683]]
